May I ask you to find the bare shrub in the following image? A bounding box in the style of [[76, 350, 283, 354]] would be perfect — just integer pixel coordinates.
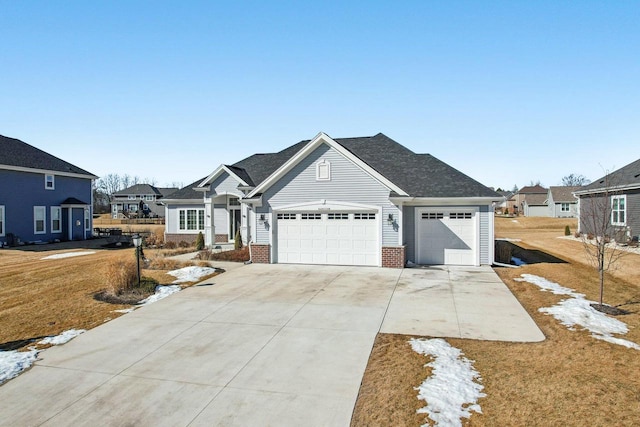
[[104, 256, 137, 295], [146, 229, 164, 247], [164, 241, 177, 249], [574, 231, 582, 238], [178, 240, 191, 248]]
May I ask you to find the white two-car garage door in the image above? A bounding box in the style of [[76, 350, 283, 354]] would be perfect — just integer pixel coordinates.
[[276, 212, 379, 266], [416, 208, 477, 266]]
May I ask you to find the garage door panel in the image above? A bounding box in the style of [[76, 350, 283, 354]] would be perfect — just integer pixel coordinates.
[[277, 212, 378, 266], [417, 209, 475, 266]]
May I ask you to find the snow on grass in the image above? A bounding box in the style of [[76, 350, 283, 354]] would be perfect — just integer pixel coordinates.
[[38, 329, 85, 345], [515, 274, 640, 350], [113, 308, 135, 314], [410, 338, 485, 427], [138, 285, 181, 305], [167, 266, 216, 283], [0, 349, 38, 385], [41, 251, 96, 260]]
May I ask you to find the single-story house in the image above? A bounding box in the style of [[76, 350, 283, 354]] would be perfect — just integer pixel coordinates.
[[110, 184, 178, 219], [513, 185, 548, 215], [522, 194, 549, 217], [0, 135, 97, 246], [547, 186, 580, 218], [575, 158, 640, 241], [164, 132, 502, 267]]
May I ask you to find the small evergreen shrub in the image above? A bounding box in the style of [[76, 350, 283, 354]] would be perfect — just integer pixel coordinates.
[[234, 229, 243, 250], [564, 225, 571, 236], [195, 232, 205, 251]]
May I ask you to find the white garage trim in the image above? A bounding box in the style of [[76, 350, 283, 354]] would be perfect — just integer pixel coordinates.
[[415, 207, 479, 266]]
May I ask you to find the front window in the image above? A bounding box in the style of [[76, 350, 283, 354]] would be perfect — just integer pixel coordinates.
[[561, 203, 570, 212], [85, 209, 91, 231], [611, 195, 626, 226], [178, 209, 205, 231], [34, 206, 46, 234], [128, 195, 136, 200], [45, 174, 55, 190], [145, 195, 154, 201], [51, 207, 62, 233], [0, 205, 5, 236]]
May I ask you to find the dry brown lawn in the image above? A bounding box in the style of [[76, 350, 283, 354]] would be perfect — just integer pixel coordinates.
[[0, 244, 212, 351], [352, 216, 640, 427]]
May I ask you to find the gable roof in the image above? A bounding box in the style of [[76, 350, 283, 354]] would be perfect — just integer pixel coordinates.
[[524, 193, 547, 206], [0, 134, 97, 178], [245, 133, 500, 199], [113, 184, 178, 197], [517, 185, 547, 194], [549, 186, 580, 203], [576, 158, 640, 195]]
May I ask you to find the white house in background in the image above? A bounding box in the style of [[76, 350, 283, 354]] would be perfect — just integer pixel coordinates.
[[547, 186, 580, 218], [163, 132, 502, 268], [110, 184, 177, 219]]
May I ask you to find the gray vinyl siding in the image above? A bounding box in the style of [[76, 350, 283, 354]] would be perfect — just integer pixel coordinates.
[[552, 202, 577, 218], [629, 191, 640, 237], [580, 190, 640, 238], [479, 205, 490, 264], [403, 206, 416, 262], [210, 172, 243, 196], [257, 143, 399, 245], [165, 203, 203, 234], [255, 207, 271, 244]]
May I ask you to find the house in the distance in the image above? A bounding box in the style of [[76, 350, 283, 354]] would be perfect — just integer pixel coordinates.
[[0, 135, 97, 246], [164, 132, 502, 267], [547, 186, 580, 218], [110, 184, 177, 219], [512, 185, 548, 215], [522, 193, 548, 217], [575, 159, 640, 241]]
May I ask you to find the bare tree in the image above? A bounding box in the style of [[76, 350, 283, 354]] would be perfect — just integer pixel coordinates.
[[562, 173, 590, 186], [142, 177, 158, 186], [97, 173, 123, 201], [577, 171, 628, 311]]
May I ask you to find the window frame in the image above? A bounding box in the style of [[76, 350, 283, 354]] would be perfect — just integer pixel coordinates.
[[561, 203, 570, 212], [178, 208, 205, 231], [611, 195, 627, 226], [145, 195, 154, 201], [34, 206, 46, 234], [45, 174, 55, 190], [51, 206, 62, 233]]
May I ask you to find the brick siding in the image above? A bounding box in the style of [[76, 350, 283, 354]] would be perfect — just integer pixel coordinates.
[[164, 233, 198, 245], [214, 234, 228, 243], [250, 243, 270, 263], [381, 246, 406, 268]]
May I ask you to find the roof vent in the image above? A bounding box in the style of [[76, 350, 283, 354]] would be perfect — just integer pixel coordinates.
[[635, 173, 640, 178], [599, 180, 605, 184]]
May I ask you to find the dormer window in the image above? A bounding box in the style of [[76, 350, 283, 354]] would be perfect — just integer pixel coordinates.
[[316, 160, 331, 181], [45, 174, 55, 190]]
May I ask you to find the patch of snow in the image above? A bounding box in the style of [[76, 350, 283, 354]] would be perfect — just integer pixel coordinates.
[[511, 220, 519, 223], [410, 338, 485, 427], [496, 237, 522, 242], [41, 251, 96, 260], [511, 256, 526, 266], [138, 285, 181, 305], [515, 274, 639, 350], [167, 266, 216, 283], [0, 349, 39, 385], [113, 308, 135, 314], [38, 329, 85, 345]]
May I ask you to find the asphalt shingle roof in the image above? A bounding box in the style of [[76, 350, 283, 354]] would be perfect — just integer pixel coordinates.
[[549, 186, 580, 203], [0, 134, 96, 177], [517, 185, 547, 194], [580, 158, 640, 192], [164, 178, 206, 200], [524, 193, 548, 206], [113, 184, 178, 197]]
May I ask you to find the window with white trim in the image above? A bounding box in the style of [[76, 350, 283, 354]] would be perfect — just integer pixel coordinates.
[[34, 206, 46, 234], [422, 212, 444, 220], [145, 195, 154, 201], [45, 174, 55, 190], [128, 195, 136, 200], [611, 195, 626, 226], [354, 213, 376, 220], [51, 207, 62, 233], [277, 213, 297, 220], [561, 203, 570, 212], [316, 160, 331, 181], [327, 213, 349, 220], [301, 213, 322, 220], [228, 197, 241, 206], [85, 209, 91, 231], [178, 209, 205, 231], [0, 205, 5, 237]]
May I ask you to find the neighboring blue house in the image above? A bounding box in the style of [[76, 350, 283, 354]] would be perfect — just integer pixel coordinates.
[[165, 132, 502, 267], [0, 135, 97, 246]]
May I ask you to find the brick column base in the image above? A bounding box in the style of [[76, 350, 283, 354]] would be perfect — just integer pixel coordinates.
[[164, 234, 197, 245], [214, 234, 228, 243], [382, 246, 406, 268], [250, 243, 271, 263]]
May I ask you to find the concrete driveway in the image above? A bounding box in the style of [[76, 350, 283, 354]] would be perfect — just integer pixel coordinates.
[[0, 263, 543, 426]]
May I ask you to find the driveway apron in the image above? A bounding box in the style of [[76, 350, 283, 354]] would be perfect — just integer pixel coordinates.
[[0, 264, 543, 426]]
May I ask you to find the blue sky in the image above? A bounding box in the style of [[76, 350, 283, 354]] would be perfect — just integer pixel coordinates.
[[1, 1, 638, 189]]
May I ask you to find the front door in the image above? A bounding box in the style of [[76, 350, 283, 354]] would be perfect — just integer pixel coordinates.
[[228, 196, 241, 241]]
